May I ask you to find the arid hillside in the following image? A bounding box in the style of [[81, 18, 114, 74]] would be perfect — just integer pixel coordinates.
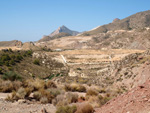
[[82, 10, 150, 35], [35, 28, 150, 50], [1, 10, 150, 113], [35, 10, 150, 51]]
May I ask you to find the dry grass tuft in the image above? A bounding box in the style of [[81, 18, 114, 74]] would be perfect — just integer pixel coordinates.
[[45, 80, 57, 88], [53, 92, 79, 106], [65, 83, 86, 92], [86, 89, 99, 96], [33, 89, 54, 103], [56, 105, 77, 113]]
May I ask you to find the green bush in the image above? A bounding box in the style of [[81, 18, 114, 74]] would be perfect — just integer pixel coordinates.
[[2, 71, 22, 81], [33, 59, 40, 65], [16, 55, 23, 61], [8, 48, 13, 52], [56, 105, 77, 113], [1, 54, 11, 62], [5, 61, 10, 66], [0, 68, 3, 74], [26, 50, 32, 56], [0, 61, 3, 66], [8, 67, 13, 71], [10, 54, 16, 60], [9, 59, 15, 65]]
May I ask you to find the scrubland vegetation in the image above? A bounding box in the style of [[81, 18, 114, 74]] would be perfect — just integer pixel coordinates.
[[0, 75, 115, 113], [0, 49, 32, 73], [0, 49, 123, 113]]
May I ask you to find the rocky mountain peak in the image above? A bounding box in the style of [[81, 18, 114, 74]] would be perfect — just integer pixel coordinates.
[[113, 18, 120, 23], [49, 25, 79, 37]]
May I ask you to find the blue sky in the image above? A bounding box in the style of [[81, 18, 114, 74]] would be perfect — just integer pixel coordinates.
[[0, 0, 150, 42]]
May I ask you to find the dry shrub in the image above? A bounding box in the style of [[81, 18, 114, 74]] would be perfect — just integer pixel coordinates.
[[23, 79, 35, 91], [40, 97, 48, 104], [6, 87, 31, 101], [65, 83, 86, 92], [76, 103, 94, 113], [66, 92, 78, 103], [87, 96, 100, 107], [46, 80, 57, 88], [32, 78, 45, 90], [98, 95, 112, 105], [86, 89, 98, 96], [33, 91, 42, 101], [53, 93, 78, 106], [33, 89, 54, 103], [56, 105, 77, 113], [0, 80, 22, 93], [56, 99, 69, 107], [13, 81, 23, 91], [24, 78, 45, 91], [52, 94, 67, 106], [47, 88, 61, 97], [99, 88, 106, 93], [80, 96, 85, 101], [0, 80, 14, 92], [16, 87, 27, 99], [24, 87, 32, 97], [6, 91, 19, 102]]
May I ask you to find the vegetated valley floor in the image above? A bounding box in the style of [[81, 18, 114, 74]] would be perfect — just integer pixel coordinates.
[[0, 48, 149, 113]]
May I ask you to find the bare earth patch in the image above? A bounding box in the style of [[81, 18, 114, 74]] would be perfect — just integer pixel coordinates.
[[0, 93, 56, 113]]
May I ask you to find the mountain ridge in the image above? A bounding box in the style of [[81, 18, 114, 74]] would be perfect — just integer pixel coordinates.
[[82, 10, 150, 36], [38, 25, 80, 42]]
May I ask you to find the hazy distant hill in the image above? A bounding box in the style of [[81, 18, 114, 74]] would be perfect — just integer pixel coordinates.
[[39, 32, 71, 42], [0, 40, 22, 47], [82, 10, 150, 35], [38, 25, 79, 42]]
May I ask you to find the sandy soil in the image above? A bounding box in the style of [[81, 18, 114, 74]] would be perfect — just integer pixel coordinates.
[[0, 93, 56, 113]]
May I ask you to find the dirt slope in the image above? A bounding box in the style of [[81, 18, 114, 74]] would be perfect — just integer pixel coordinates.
[[95, 79, 150, 113]]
